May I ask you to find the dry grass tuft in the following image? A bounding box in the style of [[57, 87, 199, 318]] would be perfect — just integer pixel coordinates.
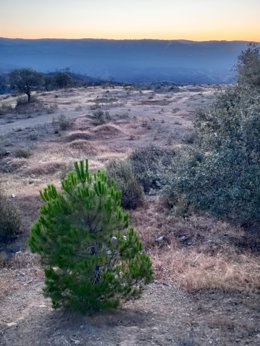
[[9, 251, 40, 270], [68, 140, 97, 155], [132, 198, 260, 293], [64, 131, 92, 142], [26, 161, 66, 175], [151, 247, 260, 294], [0, 158, 28, 173], [0, 272, 18, 302], [92, 124, 124, 139]]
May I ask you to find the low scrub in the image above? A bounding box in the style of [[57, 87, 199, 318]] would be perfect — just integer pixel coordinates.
[[0, 190, 21, 242], [106, 160, 144, 209], [91, 109, 111, 125], [0, 103, 12, 116], [55, 114, 71, 131], [130, 145, 175, 193], [14, 146, 32, 158]]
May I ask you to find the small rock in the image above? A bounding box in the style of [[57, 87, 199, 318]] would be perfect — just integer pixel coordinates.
[[11, 194, 16, 198], [70, 338, 80, 345], [111, 236, 117, 244], [7, 322, 17, 327], [155, 235, 170, 247], [156, 236, 165, 242], [179, 235, 187, 241]]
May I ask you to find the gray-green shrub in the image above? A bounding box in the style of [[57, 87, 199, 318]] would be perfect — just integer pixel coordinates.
[[130, 145, 175, 193], [106, 160, 144, 209], [165, 77, 260, 225]]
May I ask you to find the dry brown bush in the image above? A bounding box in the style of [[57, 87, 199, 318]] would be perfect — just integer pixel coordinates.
[[151, 247, 260, 294], [64, 131, 92, 142], [68, 140, 97, 155], [92, 124, 124, 139], [26, 161, 66, 175]]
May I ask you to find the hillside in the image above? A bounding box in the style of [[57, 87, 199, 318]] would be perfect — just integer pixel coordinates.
[[0, 85, 259, 345], [0, 38, 257, 83]]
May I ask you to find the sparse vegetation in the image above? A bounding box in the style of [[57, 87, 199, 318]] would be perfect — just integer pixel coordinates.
[[106, 160, 144, 209], [29, 160, 152, 313], [91, 109, 111, 124], [14, 146, 32, 158], [0, 103, 12, 115], [0, 190, 21, 242], [55, 114, 72, 131]]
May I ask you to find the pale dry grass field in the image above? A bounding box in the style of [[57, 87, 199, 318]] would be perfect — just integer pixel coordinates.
[[0, 85, 259, 345]]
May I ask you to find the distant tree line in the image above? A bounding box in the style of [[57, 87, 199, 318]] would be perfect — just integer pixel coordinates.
[[0, 69, 101, 102]]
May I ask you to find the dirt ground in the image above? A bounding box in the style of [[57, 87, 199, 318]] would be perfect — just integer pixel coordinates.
[[0, 85, 259, 345]]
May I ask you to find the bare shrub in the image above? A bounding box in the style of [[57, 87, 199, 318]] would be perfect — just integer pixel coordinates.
[[14, 146, 32, 158], [16, 96, 30, 106], [91, 109, 111, 125], [0, 103, 13, 116], [55, 114, 71, 131]]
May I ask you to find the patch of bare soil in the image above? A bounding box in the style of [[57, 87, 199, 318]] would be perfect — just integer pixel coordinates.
[[0, 255, 259, 346], [0, 85, 259, 345]]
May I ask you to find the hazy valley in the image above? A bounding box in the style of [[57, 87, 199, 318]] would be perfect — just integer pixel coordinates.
[[0, 38, 257, 83]]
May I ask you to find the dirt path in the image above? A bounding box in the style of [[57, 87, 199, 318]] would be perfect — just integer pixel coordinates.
[[0, 258, 259, 346], [0, 110, 81, 136]]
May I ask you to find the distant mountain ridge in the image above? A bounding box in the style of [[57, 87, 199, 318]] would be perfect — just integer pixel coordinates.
[[0, 38, 259, 84]]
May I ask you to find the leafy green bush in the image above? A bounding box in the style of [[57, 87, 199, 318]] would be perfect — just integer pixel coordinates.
[[130, 145, 175, 193], [106, 160, 144, 209], [165, 78, 260, 225], [0, 191, 21, 242], [29, 160, 152, 314]]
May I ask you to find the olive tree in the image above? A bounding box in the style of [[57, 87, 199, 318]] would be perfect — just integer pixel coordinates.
[[9, 68, 43, 103]]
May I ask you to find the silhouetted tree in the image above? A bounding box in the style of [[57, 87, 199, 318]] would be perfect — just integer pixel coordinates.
[[54, 72, 72, 89], [9, 68, 43, 103], [0, 74, 8, 94]]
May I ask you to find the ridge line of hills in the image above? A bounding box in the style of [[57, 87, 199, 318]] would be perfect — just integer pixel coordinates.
[[1, 38, 259, 83]]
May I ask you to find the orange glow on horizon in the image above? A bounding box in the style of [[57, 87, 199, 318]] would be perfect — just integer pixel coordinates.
[[1, 0, 260, 42]]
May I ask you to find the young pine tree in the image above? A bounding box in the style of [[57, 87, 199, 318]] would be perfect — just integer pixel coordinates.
[[29, 160, 152, 314]]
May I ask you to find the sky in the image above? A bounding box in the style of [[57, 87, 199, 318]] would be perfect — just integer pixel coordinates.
[[1, 0, 260, 41]]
